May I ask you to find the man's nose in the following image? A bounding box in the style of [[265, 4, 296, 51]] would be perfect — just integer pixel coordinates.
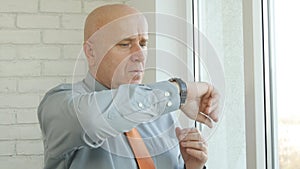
[[130, 44, 146, 62]]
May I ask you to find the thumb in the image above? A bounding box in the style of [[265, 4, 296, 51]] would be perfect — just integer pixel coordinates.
[[175, 127, 181, 140]]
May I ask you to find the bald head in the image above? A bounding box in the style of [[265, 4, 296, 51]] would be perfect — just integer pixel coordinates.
[[84, 4, 141, 41]]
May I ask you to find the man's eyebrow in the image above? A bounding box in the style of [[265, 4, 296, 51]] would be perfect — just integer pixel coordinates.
[[120, 38, 134, 41], [120, 37, 148, 42]]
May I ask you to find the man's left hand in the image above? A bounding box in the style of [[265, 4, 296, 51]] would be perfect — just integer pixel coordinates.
[[176, 127, 207, 169]]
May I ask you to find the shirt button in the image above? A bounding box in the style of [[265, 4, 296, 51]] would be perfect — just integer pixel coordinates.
[[164, 91, 170, 97], [167, 101, 173, 107], [138, 102, 144, 108]]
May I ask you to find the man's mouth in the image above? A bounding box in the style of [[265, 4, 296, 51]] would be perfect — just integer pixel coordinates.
[[129, 69, 144, 73]]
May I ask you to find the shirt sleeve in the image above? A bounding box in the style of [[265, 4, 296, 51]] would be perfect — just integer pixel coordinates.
[[38, 81, 180, 151], [74, 81, 180, 147]]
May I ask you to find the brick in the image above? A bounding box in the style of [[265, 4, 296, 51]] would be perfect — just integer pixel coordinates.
[[18, 124, 42, 139], [40, 0, 81, 13], [42, 30, 83, 44], [18, 77, 64, 93], [0, 109, 15, 124], [0, 79, 17, 93], [62, 14, 87, 29], [0, 124, 42, 140], [0, 141, 15, 155], [0, 30, 40, 44], [0, 0, 38, 13], [17, 46, 61, 60], [15, 109, 38, 124], [0, 94, 39, 108], [0, 61, 41, 77], [63, 45, 83, 59], [0, 45, 16, 60], [0, 125, 17, 140], [83, 1, 123, 13], [16, 140, 43, 155], [0, 156, 43, 169], [43, 60, 87, 76], [0, 14, 15, 28], [17, 14, 59, 28]]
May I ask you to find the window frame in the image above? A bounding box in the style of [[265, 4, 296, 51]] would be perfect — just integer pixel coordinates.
[[243, 0, 278, 168], [193, 0, 277, 168], [262, 0, 279, 168], [243, 0, 268, 168]]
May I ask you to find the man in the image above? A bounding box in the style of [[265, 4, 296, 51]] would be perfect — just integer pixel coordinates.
[[38, 4, 219, 169]]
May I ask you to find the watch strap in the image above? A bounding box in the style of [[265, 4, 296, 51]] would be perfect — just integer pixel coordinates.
[[169, 78, 187, 105]]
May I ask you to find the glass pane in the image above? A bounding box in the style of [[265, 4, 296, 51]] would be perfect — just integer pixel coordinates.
[[274, 1, 300, 168], [196, 0, 247, 168]]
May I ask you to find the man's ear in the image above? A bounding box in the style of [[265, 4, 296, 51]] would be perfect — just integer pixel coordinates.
[[83, 41, 95, 67]]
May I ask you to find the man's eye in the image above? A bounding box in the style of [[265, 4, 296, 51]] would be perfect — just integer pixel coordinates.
[[140, 42, 148, 48], [118, 43, 131, 47]]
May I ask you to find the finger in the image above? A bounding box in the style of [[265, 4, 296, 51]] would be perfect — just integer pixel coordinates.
[[202, 96, 219, 114], [204, 101, 218, 115], [200, 97, 212, 105], [196, 113, 213, 128], [179, 128, 198, 134], [200, 97, 213, 113], [211, 89, 220, 99], [181, 141, 207, 153], [180, 132, 204, 142], [203, 84, 213, 99], [186, 148, 208, 161], [177, 128, 199, 140], [209, 108, 220, 122]]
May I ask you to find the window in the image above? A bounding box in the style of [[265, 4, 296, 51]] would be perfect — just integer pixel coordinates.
[[194, 0, 247, 168]]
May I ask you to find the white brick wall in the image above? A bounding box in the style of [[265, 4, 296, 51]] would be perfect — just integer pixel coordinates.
[[62, 14, 87, 29], [40, 0, 82, 13], [0, 14, 16, 28], [17, 46, 61, 60], [17, 15, 60, 28], [0, 0, 38, 13], [0, 46, 17, 60], [0, 0, 125, 168], [42, 30, 83, 44], [0, 30, 41, 44]]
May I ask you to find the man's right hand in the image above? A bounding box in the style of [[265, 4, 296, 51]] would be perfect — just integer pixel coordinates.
[[180, 82, 220, 128]]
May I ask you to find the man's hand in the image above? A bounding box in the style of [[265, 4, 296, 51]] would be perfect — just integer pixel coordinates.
[[176, 127, 207, 169], [180, 82, 219, 128]]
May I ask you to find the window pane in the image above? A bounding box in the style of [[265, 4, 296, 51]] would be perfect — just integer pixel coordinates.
[[196, 0, 246, 168], [274, 1, 300, 168]]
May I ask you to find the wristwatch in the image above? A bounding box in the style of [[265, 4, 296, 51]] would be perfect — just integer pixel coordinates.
[[169, 78, 187, 106]]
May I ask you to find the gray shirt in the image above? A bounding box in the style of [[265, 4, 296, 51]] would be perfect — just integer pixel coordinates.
[[38, 73, 185, 169]]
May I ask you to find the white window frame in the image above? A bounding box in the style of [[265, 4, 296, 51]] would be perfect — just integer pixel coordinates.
[[243, 0, 267, 168], [262, 0, 279, 168], [243, 0, 278, 168], [192, 0, 279, 168]]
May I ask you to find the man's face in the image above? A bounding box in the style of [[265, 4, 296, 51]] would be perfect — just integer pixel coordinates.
[[85, 13, 149, 89], [96, 34, 148, 88]]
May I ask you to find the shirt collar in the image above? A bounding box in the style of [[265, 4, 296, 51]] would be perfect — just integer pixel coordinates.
[[83, 72, 108, 91]]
